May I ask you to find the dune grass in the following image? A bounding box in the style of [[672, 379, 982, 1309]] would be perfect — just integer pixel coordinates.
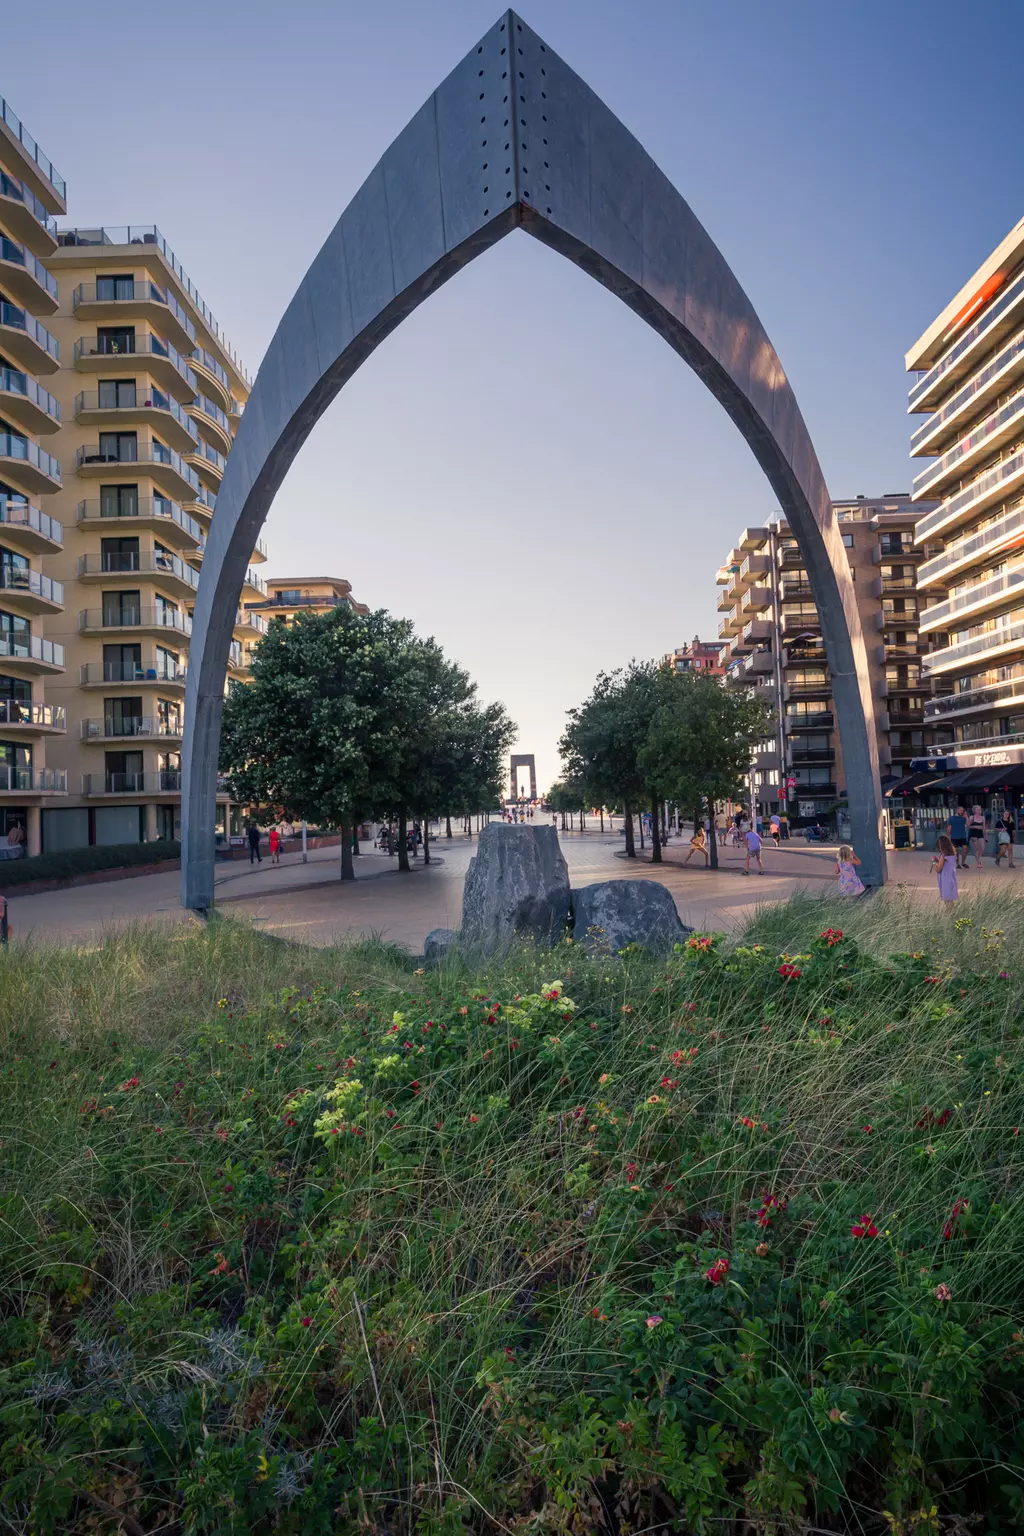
[[1, 894, 1023, 1534]]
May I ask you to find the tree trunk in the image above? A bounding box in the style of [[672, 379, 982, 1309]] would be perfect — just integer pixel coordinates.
[[708, 797, 719, 869], [397, 810, 410, 872], [423, 815, 431, 865], [352, 821, 361, 856], [446, 814, 453, 839], [624, 802, 635, 858], [650, 795, 662, 863], [638, 809, 645, 851], [599, 807, 604, 833], [340, 818, 355, 881]]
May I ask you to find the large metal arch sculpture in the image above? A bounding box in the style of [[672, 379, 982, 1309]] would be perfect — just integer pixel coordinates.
[[182, 8, 886, 910]]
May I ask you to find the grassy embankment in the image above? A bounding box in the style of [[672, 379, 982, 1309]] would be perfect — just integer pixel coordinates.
[[2, 890, 1024, 1534]]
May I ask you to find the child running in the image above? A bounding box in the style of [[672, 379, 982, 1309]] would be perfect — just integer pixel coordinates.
[[931, 834, 959, 906], [835, 843, 865, 896], [684, 825, 709, 866], [744, 825, 764, 875]]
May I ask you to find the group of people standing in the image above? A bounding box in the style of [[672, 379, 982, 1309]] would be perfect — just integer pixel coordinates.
[[931, 803, 1017, 906]]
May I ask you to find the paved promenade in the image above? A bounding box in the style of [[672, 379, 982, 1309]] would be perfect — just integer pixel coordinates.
[[5, 822, 1020, 951]]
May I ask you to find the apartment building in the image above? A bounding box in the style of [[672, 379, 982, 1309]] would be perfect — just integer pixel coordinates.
[[247, 575, 368, 626], [907, 215, 1024, 773], [0, 97, 69, 855], [662, 636, 725, 677], [716, 494, 940, 823], [40, 225, 256, 849]]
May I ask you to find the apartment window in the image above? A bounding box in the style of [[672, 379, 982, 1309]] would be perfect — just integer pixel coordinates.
[[98, 431, 138, 463], [276, 589, 302, 604], [0, 610, 30, 646], [103, 643, 142, 683], [154, 541, 174, 572], [102, 590, 141, 626], [0, 674, 30, 705], [155, 645, 180, 680], [0, 544, 29, 594], [792, 766, 832, 786], [100, 536, 139, 573], [96, 326, 135, 356], [98, 379, 137, 409], [96, 275, 135, 303], [104, 750, 143, 791], [154, 595, 177, 625], [842, 533, 854, 548], [100, 483, 139, 518], [0, 741, 31, 785], [104, 697, 143, 736], [156, 698, 180, 733], [157, 751, 180, 792]]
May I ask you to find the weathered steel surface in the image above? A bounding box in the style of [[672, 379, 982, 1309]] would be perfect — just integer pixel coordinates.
[[183, 9, 885, 909]]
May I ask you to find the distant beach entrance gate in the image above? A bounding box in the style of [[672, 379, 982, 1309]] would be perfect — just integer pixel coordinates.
[[181, 9, 886, 911]]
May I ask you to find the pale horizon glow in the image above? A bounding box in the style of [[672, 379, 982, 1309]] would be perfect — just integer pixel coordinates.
[[6, 0, 1023, 791]]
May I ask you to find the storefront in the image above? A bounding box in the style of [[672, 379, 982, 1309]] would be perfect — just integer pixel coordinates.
[[884, 755, 1024, 851]]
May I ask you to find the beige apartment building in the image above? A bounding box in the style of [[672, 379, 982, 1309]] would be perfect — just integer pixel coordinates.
[[907, 215, 1024, 776], [0, 98, 68, 856], [38, 225, 257, 849], [716, 494, 943, 825], [247, 575, 368, 626]]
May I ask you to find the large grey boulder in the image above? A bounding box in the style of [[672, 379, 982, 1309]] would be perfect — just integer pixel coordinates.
[[461, 824, 571, 952], [423, 927, 456, 964], [572, 879, 691, 955]]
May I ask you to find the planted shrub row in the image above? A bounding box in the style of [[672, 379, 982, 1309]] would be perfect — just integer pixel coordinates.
[[0, 839, 179, 887]]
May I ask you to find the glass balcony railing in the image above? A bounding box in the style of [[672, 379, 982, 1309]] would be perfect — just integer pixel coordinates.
[[0, 432, 61, 483], [76, 442, 201, 491], [0, 367, 59, 423], [0, 170, 58, 239], [83, 771, 181, 795], [0, 235, 58, 300], [82, 716, 182, 740], [72, 280, 196, 342], [0, 301, 59, 361], [78, 607, 192, 636], [915, 446, 1024, 542], [77, 495, 201, 543], [924, 610, 1024, 674], [243, 568, 267, 596], [912, 385, 1024, 499], [189, 439, 226, 473], [81, 661, 187, 685], [917, 499, 1024, 588], [911, 326, 1024, 454], [0, 765, 66, 793], [73, 333, 196, 391], [0, 566, 62, 605], [78, 550, 199, 589], [74, 387, 198, 441], [191, 347, 230, 391], [925, 676, 1024, 720], [920, 563, 1024, 632], [0, 700, 65, 730], [0, 95, 65, 199], [909, 264, 1024, 411], [236, 608, 268, 634], [0, 632, 63, 666], [56, 226, 251, 385], [193, 394, 231, 434], [0, 496, 62, 545]]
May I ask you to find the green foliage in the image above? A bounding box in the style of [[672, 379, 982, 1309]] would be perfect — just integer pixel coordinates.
[[0, 839, 179, 888], [2, 898, 1024, 1533], [559, 660, 657, 818], [641, 666, 775, 809]]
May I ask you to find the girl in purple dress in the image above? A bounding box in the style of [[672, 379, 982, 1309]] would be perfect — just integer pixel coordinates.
[[931, 834, 959, 906], [836, 844, 865, 896]]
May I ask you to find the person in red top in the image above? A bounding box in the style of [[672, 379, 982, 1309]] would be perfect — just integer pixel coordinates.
[[269, 826, 281, 865]]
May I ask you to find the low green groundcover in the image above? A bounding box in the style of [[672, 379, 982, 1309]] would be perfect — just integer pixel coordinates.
[[1, 909, 1023, 1533], [0, 838, 179, 887]]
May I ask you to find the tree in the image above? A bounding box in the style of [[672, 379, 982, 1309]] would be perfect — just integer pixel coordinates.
[[640, 670, 774, 868], [559, 662, 658, 858]]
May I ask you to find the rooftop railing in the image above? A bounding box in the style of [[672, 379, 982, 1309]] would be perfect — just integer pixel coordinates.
[[0, 95, 65, 199], [0, 170, 58, 238]]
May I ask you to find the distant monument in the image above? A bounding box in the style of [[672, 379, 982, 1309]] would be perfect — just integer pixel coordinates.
[[510, 753, 537, 802]]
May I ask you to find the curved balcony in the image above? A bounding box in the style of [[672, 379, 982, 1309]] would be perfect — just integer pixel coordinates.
[[0, 632, 64, 672], [74, 388, 198, 454], [249, 537, 268, 565], [0, 367, 59, 436], [0, 432, 61, 496], [189, 393, 232, 454], [189, 347, 231, 410], [73, 333, 196, 400], [0, 96, 65, 203], [0, 565, 62, 614], [0, 700, 65, 734], [241, 567, 267, 600], [0, 170, 58, 255], [228, 395, 244, 423], [0, 301, 59, 375], [81, 716, 182, 743], [915, 447, 1024, 546], [72, 279, 195, 350], [913, 385, 1024, 502], [78, 549, 199, 597], [75, 441, 200, 503], [80, 660, 187, 689], [186, 438, 226, 488], [0, 766, 66, 796], [0, 234, 58, 314], [82, 770, 181, 797], [0, 497, 62, 553], [234, 608, 268, 640], [78, 606, 192, 640], [77, 495, 201, 550]]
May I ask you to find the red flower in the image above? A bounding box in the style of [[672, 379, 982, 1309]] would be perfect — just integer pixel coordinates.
[[820, 928, 844, 946], [942, 1197, 969, 1240], [504, 1346, 516, 1360], [777, 964, 802, 981], [850, 1214, 879, 1239], [117, 1075, 140, 1091], [862, 1124, 872, 1134], [705, 1258, 729, 1286], [300, 1316, 312, 1327]]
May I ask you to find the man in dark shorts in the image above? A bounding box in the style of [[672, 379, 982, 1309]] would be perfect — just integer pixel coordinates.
[[947, 805, 969, 869]]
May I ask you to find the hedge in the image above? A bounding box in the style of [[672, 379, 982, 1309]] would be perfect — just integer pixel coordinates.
[[0, 839, 180, 888]]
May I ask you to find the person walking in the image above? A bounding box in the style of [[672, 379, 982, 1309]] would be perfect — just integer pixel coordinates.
[[247, 822, 262, 865], [684, 825, 709, 866], [1005, 808, 1018, 867], [744, 824, 764, 875], [836, 843, 865, 896], [269, 825, 281, 865], [946, 806, 970, 869], [932, 834, 959, 905], [967, 804, 987, 868], [996, 816, 1016, 868]]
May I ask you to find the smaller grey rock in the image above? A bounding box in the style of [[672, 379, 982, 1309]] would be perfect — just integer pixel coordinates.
[[572, 879, 691, 956], [424, 928, 457, 964]]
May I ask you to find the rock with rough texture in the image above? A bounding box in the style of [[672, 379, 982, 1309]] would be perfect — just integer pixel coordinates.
[[424, 928, 457, 964], [461, 824, 571, 952], [571, 879, 691, 955]]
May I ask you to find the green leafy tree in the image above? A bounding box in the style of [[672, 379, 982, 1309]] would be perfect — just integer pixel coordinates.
[[559, 662, 658, 858]]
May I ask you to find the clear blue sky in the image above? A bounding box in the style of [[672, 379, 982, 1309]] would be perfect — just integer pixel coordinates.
[[8, 0, 1024, 789]]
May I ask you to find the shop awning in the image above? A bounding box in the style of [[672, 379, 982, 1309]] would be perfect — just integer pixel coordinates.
[[884, 771, 947, 797], [942, 764, 1024, 792]]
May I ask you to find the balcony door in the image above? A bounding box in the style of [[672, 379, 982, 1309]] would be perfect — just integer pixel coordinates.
[[103, 643, 141, 683], [104, 696, 143, 737], [97, 378, 137, 409], [104, 750, 143, 792], [96, 275, 135, 303], [99, 483, 139, 518], [100, 536, 139, 573], [98, 431, 138, 463], [96, 326, 135, 356], [102, 590, 141, 627]]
